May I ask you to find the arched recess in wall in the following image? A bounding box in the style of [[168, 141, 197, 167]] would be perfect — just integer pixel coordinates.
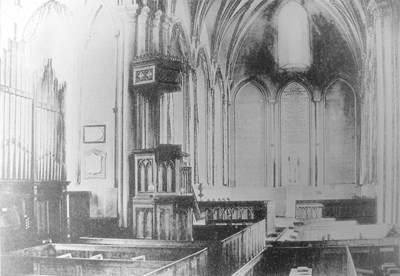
[[324, 79, 356, 185], [279, 81, 310, 187], [22, 0, 75, 75], [234, 81, 266, 187], [81, 5, 117, 217], [195, 48, 210, 185]]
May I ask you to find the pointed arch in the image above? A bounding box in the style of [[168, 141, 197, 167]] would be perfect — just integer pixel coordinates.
[[279, 81, 311, 187], [195, 47, 210, 185], [213, 67, 225, 186], [197, 47, 211, 80], [85, 4, 118, 49], [21, 0, 74, 42], [169, 22, 191, 58], [324, 78, 357, 185], [233, 81, 267, 187]]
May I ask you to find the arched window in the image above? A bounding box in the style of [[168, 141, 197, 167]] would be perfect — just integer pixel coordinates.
[[235, 83, 266, 187], [278, 1, 311, 69], [324, 80, 356, 185]]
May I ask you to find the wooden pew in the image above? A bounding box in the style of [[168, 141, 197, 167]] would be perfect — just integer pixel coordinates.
[[2, 255, 170, 276], [1, 243, 207, 276]]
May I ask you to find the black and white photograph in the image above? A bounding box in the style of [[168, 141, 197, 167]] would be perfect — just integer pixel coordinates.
[[0, 0, 399, 275]]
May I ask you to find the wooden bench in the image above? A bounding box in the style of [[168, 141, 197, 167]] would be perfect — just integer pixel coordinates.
[[1, 243, 208, 276]]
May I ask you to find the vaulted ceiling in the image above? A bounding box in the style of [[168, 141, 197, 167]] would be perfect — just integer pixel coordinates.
[[191, 0, 369, 81]]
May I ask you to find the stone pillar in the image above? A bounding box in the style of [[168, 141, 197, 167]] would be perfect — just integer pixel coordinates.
[[310, 93, 317, 187], [273, 100, 280, 187], [137, 2, 150, 55], [209, 86, 215, 186], [368, 0, 400, 224], [314, 90, 323, 187], [192, 69, 199, 184], [223, 83, 229, 186], [267, 99, 276, 187], [118, 3, 138, 227], [151, 10, 162, 53], [183, 66, 191, 158], [161, 16, 172, 55]]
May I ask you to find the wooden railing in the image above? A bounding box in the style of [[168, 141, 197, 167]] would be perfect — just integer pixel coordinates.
[[143, 247, 208, 276], [2, 242, 207, 276], [346, 246, 358, 276], [219, 219, 265, 275]]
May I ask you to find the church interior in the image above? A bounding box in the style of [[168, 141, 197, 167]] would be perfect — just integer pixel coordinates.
[[1, 0, 400, 275]]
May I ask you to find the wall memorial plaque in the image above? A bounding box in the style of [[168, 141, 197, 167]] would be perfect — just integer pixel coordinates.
[[280, 82, 310, 186]]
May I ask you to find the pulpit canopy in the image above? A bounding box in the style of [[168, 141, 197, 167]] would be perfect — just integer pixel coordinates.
[[132, 53, 184, 98]]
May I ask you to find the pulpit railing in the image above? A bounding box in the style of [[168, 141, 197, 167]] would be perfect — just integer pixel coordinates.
[[199, 201, 268, 225], [132, 145, 192, 196]]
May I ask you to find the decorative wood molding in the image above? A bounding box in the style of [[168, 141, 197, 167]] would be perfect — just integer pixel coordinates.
[[132, 53, 184, 98]]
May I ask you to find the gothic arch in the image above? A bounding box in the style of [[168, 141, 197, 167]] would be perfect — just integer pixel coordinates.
[[232, 78, 271, 102], [214, 67, 224, 88], [85, 4, 118, 49], [169, 22, 190, 58], [278, 80, 312, 187], [21, 0, 75, 42], [321, 75, 359, 99], [232, 80, 268, 187], [323, 78, 358, 185], [275, 76, 314, 101], [195, 47, 211, 185], [196, 47, 211, 81]]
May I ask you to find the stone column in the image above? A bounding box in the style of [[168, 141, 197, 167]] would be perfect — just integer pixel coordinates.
[[223, 83, 229, 186], [209, 86, 215, 186], [314, 90, 323, 187], [161, 16, 172, 55], [192, 69, 199, 184], [118, 3, 138, 227], [137, 2, 150, 55], [368, 0, 400, 224], [267, 99, 276, 187], [183, 65, 191, 157], [152, 10, 162, 53]]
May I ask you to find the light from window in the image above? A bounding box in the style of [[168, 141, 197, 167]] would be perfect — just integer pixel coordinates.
[[278, 1, 311, 70]]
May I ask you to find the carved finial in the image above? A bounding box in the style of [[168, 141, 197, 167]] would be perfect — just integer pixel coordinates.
[[198, 183, 204, 200]]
